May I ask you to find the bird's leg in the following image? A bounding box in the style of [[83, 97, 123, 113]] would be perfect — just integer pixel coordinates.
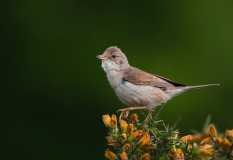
[[117, 106, 148, 120], [117, 106, 148, 112], [152, 104, 166, 120], [144, 109, 154, 124], [119, 110, 129, 120], [143, 104, 166, 124]]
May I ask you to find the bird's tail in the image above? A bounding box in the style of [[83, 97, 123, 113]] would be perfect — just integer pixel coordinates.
[[167, 83, 220, 99], [184, 83, 220, 90]]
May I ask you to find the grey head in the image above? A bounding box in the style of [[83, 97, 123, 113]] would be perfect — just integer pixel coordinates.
[[97, 46, 130, 72]]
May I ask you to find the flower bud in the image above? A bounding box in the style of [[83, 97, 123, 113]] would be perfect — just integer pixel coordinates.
[[102, 114, 112, 127], [200, 137, 212, 145], [169, 148, 184, 160], [139, 132, 150, 146], [141, 153, 151, 160], [123, 143, 131, 152], [130, 113, 139, 123], [225, 129, 233, 139], [127, 124, 134, 133], [121, 133, 127, 140], [199, 144, 214, 158], [216, 137, 231, 149], [119, 120, 128, 130], [119, 151, 128, 160], [208, 124, 217, 137], [104, 149, 116, 160], [131, 130, 143, 139], [111, 114, 117, 127], [221, 138, 231, 149]]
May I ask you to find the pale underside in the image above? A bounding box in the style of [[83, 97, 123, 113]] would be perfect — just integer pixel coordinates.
[[115, 81, 170, 109], [102, 60, 185, 109]]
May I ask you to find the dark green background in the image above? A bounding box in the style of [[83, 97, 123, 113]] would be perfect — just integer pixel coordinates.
[[3, 0, 233, 159]]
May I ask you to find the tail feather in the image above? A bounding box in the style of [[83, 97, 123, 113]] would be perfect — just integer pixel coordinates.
[[167, 83, 220, 98], [184, 84, 220, 90]]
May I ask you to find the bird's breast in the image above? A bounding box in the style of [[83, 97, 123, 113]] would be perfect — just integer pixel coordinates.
[[104, 69, 169, 108], [105, 70, 124, 89], [114, 81, 169, 108]]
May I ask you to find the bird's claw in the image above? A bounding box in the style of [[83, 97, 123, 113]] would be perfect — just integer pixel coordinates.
[[119, 110, 129, 120]]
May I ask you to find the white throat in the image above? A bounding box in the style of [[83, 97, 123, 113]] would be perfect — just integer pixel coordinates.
[[101, 59, 121, 72], [101, 60, 124, 88]]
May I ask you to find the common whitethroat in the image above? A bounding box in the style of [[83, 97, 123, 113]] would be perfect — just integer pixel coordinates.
[[97, 46, 219, 114]]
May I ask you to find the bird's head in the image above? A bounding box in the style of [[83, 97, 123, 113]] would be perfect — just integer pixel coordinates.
[[97, 46, 130, 72]]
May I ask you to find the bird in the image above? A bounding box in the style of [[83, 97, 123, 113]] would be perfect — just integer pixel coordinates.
[[97, 46, 219, 118]]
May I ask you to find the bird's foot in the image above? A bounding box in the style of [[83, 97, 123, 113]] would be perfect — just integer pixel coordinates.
[[117, 107, 148, 120], [119, 110, 129, 120], [117, 106, 148, 112], [143, 109, 155, 124]]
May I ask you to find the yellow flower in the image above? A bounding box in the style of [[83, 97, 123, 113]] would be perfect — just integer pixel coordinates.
[[127, 124, 134, 133], [215, 137, 223, 145], [216, 137, 232, 149], [102, 114, 112, 127], [208, 124, 218, 137], [200, 137, 212, 145], [119, 119, 128, 130], [111, 114, 117, 127], [181, 135, 192, 143], [123, 143, 131, 152], [104, 149, 116, 160], [225, 129, 233, 139], [199, 144, 214, 158], [141, 153, 151, 160], [182, 134, 209, 144], [131, 130, 143, 139], [130, 113, 138, 123], [181, 134, 203, 143], [139, 132, 150, 146], [121, 133, 127, 140], [169, 148, 184, 160], [119, 151, 128, 160], [102, 114, 118, 128], [221, 138, 231, 149]]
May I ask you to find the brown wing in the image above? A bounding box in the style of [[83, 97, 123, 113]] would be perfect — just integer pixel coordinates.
[[123, 67, 186, 91]]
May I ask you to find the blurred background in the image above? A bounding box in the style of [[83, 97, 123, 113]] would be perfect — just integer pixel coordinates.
[[3, 0, 233, 159]]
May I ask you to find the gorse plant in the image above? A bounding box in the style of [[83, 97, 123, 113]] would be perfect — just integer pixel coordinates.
[[102, 112, 233, 160]]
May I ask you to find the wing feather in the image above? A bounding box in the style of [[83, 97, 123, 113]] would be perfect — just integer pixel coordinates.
[[123, 67, 186, 91]]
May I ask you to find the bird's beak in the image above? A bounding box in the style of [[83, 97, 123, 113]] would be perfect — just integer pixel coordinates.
[[96, 54, 105, 60]]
